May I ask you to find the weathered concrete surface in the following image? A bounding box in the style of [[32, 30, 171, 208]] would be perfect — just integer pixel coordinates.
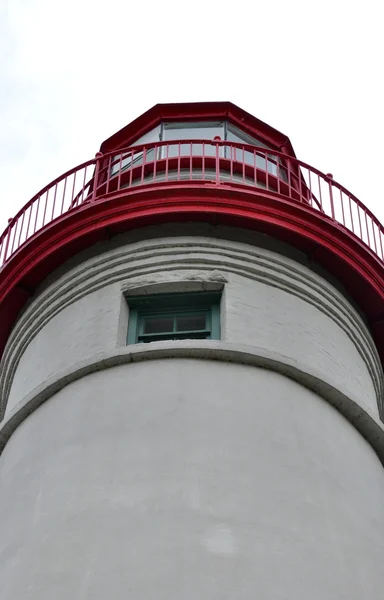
[[2, 235, 382, 419], [2, 342, 384, 466], [1, 360, 384, 600], [1, 228, 383, 599]]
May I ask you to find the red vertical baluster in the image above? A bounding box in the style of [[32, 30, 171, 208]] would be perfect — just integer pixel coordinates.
[[379, 227, 384, 259], [349, 196, 354, 233], [3, 221, 13, 262], [42, 191, 48, 226], [276, 155, 281, 195], [372, 222, 378, 254], [316, 175, 322, 210], [129, 151, 134, 188], [117, 153, 123, 190], [153, 145, 157, 183], [364, 211, 371, 248], [26, 204, 33, 239], [92, 154, 102, 201], [50, 185, 56, 219], [141, 147, 146, 185], [17, 209, 26, 247], [34, 196, 41, 233], [17, 209, 28, 248], [10, 218, 19, 254], [70, 171, 77, 208], [357, 204, 363, 239], [105, 158, 111, 195], [215, 142, 220, 183], [177, 143, 181, 181], [287, 160, 292, 198], [165, 144, 169, 182], [81, 166, 87, 204], [298, 165, 303, 202], [61, 177, 67, 213], [190, 142, 193, 180], [216, 143, 220, 183], [308, 171, 313, 207], [229, 146, 233, 183], [52, 183, 58, 216], [327, 174, 335, 219], [339, 189, 345, 225]]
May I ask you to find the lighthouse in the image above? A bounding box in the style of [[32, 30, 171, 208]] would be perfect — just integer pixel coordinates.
[[0, 102, 384, 599]]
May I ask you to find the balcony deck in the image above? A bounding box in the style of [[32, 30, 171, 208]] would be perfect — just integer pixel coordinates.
[[1, 140, 383, 267]]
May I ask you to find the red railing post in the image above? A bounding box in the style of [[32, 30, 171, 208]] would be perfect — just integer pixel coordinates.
[[2, 219, 14, 263], [215, 142, 220, 183], [326, 173, 335, 220], [92, 152, 103, 202]]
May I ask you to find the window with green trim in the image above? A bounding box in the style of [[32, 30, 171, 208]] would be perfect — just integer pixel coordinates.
[[126, 292, 221, 344]]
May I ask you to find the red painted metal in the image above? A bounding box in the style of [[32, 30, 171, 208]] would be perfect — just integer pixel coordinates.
[[1, 140, 383, 267], [0, 138, 383, 367]]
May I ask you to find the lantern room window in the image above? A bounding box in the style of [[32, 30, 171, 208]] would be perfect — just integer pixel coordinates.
[[110, 121, 279, 175]]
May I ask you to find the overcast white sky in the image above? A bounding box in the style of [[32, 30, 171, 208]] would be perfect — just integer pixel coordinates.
[[1, 0, 383, 234]]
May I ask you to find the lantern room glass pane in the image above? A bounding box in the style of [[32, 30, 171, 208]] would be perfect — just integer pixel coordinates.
[[163, 122, 224, 157], [226, 124, 278, 175], [131, 125, 162, 146], [163, 122, 224, 141], [226, 123, 272, 149]]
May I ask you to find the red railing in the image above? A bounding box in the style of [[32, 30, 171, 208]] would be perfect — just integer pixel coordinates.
[[1, 140, 383, 267]]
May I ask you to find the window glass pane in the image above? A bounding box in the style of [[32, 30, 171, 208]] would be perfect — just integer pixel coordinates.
[[176, 314, 206, 332], [131, 125, 161, 147], [111, 147, 157, 176], [163, 122, 224, 158], [111, 154, 131, 175], [127, 291, 222, 345], [163, 122, 224, 141], [226, 125, 279, 175], [143, 316, 173, 334], [226, 123, 272, 149]]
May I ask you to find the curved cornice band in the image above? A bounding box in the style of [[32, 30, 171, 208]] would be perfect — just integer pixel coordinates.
[[0, 184, 383, 365], [1, 342, 384, 466], [1, 239, 382, 418]]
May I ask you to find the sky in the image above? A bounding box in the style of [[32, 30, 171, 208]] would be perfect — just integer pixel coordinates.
[[1, 0, 383, 236]]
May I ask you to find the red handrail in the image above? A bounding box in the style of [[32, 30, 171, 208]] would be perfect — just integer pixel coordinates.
[[1, 140, 383, 266]]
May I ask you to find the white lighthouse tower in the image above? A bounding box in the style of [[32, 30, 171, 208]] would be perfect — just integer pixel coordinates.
[[1, 102, 384, 599]]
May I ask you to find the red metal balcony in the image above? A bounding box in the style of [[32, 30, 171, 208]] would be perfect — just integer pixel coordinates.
[[0, 138, 383, 365], [1, 139, 383, 267]]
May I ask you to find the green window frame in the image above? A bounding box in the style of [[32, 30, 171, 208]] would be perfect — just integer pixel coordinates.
[[126, 292, 221, 344]]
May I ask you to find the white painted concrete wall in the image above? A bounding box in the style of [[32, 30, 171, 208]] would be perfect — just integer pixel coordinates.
[[1, 234, 381, 419], [1, 361, 384, 600]]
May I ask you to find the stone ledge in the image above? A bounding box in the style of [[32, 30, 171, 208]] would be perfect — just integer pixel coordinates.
[[1, 341, 384, 465]]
